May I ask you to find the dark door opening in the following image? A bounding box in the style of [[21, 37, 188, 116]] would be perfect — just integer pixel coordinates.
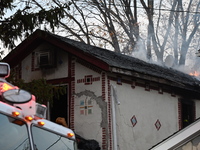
[[50, 86, 68, 124], [181, 100, 195, 128]]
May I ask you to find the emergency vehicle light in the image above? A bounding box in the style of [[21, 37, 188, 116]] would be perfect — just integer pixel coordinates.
[[38, 121, 45, 126], [67, 133, 74, 138], [0, 62, 10, 78], [12, 111, 20, 117], [1, 82, 15, 91], [25, 116, 33, 121]]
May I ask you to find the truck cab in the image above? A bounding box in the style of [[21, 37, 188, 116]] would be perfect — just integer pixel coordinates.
[[0, 62, 77, 150]]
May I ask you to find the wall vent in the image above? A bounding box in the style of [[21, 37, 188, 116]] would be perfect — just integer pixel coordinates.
[[37, 50, 55, 68]]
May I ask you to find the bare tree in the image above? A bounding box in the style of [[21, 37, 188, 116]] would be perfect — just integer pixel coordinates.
[[1, 0, 200, 66], [15, 0, 140, 54], [140, 0, 200, 65]]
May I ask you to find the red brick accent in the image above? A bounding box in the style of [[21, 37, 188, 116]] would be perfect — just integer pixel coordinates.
[[145, 82, 150, 91], [107, 79, 113, 150], [11, 63, 22, 80], [69, 57, 75, 130], [102, 127, 107, 150], [77, 76, 100, 84], [31, 52, 40, 71], [158, 87, 163, 94], [131, 80, 136, 89], [178, 99, 182, 130], [108, 76, 177, 96], [84, 75, 93, 85], [101, 72, 108, 150], [102, 73, 106, 101]]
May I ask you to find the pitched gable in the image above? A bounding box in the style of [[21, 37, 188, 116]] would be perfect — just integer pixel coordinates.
[[3, 29, 200, 95]]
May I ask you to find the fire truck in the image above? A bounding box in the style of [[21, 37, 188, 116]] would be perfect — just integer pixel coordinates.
[[0, 62, 77, 150]]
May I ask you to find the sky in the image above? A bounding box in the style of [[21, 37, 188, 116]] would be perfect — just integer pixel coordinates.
[[1, 0, 200, 77]]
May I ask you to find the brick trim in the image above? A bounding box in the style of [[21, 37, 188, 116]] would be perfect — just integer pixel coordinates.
[[101, 72, 108, 150], [69, 57, 75, 130], [108, 79, 113, 150], [178, 100, 182, 130], [77, 75, 100, 84], [178, 99, 196, 130], [108, 76, 175, 96]]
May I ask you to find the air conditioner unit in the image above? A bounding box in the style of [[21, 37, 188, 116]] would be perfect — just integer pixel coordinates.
[[38, 50, 55, 68]]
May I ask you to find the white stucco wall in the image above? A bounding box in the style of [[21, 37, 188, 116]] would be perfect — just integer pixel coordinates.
[[21, 43, 68, 82], [74, 62, 103, 145], [110, 81, 179, 150]]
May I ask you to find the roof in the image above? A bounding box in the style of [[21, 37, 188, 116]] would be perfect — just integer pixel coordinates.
[[3, 29, 200, 95]]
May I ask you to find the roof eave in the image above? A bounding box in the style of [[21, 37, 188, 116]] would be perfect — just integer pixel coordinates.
[[3, 30, 110, 71]]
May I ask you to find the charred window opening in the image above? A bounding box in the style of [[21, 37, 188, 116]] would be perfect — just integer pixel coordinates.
[[180, 99, 195, 128]]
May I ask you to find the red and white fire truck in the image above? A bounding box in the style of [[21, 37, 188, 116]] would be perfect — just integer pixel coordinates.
[[0, 62, 77, 150]]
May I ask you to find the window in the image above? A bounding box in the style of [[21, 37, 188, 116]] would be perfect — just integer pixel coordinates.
[[32, 125, 76, 150], [39, 52, 50, 66], [32, 50, 56, 70], [179, 99, 195, 128], [0, 113, 30, 150]]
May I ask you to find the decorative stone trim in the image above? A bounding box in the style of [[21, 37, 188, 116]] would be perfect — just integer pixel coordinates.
[[102, 72, 107, 150], [108, 76, 176, 96], [69, 57, 75, 130], [107, 79, 113, 150], [131, 80, 136, 89], [131, 115, 137, 127], [158, 87, 163, 94], [155, 119, 161, 130], [145, 82, 150, 91], [77, 76, 100, 85]]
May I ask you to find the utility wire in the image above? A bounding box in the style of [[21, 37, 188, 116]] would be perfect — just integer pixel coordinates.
[[136, 6, 200, 14], [76, 1, 200, 14]]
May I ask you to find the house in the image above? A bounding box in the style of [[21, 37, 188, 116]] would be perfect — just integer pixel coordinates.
[[3, 29, 200, 150]]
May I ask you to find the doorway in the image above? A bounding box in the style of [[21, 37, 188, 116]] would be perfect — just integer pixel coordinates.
[[181, 99, 195, 128], [50, 86, 68, 124]]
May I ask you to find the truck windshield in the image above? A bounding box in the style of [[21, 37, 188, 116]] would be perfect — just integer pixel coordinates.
[[0, 113, 30, 150], [31, 125, 76, 150]]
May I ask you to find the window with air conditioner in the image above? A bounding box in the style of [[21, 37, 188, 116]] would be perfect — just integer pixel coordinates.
[[37, 50, 55, 68], [39, 52, 50, 66]]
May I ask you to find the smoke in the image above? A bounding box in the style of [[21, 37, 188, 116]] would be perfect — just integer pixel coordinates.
[[132, 38, 147, 62], [132, 39, 200, 80]]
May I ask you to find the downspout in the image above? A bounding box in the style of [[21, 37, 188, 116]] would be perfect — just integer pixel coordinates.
[[111, 85, 120, 150]]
